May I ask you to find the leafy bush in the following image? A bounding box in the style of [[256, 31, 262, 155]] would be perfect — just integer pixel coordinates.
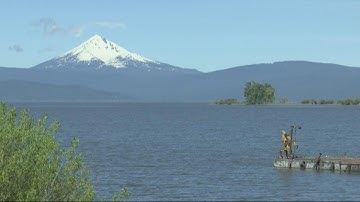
[[337, 98, 360, 105], [319, 100, 334, 105], [214, 98, 241, 105], [310, 99, 318, 104], [301, 100, 310, 104], [0, 102, 130, 201], [0, 102, 94, 201]]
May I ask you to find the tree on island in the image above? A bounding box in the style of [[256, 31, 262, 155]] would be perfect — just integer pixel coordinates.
[[243, 81, 275, 104], [0, 102, 130, 201]]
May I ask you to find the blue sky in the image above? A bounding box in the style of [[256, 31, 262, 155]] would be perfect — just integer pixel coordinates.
[[1, 0, 360, 72]]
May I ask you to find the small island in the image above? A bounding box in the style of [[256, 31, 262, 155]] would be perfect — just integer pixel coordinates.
[[214, 81, 360, 106], [214, 81, 275, 105]]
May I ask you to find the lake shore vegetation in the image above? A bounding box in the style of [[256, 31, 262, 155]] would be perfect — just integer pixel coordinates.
[[214, 81, 359, 106], [0, 102, 130, 201]]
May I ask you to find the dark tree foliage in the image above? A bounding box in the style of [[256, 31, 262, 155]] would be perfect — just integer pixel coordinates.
[[0, 102, 130, 201], [214, 98, 241, 105], [243, 81, 275, 104]]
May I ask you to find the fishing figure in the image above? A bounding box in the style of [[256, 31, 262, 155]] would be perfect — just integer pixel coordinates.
[[279, 126, 299, 158]]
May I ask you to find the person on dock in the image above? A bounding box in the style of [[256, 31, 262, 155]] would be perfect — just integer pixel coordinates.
[[280, 130, 290, 158], [279, 128, 298, 158], [314, 153, 322, 170]]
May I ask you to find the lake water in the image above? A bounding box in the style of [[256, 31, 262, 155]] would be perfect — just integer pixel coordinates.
[[14, 103, 360, 201]]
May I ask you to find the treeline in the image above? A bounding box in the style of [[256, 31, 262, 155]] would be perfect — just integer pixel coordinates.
[[301, 98, 360, 105], [215, 98, 360, 105], [214, 98, 242, 105], [213, 80, 360, 106]]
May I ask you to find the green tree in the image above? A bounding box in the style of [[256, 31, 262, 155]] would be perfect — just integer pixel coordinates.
[[263, 83, 275, 103], [243, 81, 275, 104], [0, 102, 130, 201]]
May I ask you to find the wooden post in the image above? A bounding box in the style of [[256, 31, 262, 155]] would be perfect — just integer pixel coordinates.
[[289, 126, 294, 158]]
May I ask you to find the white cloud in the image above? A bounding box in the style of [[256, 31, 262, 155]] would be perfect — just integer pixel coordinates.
[[68, 25, 86, 37], [34, 17, 64, 35], [33, 18, 126, 38], [8, 44, 24, 52]]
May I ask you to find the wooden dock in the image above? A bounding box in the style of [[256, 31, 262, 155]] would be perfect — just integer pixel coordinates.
[[274, 156, 360, 172], [275, 125, 360, 172]]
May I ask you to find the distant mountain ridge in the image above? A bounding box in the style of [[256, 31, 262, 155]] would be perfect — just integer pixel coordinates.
[[201, 61, 360, 101], [0, 79, 132, 102], [0, 35, 359, 102], [1, 60, 360, 102]]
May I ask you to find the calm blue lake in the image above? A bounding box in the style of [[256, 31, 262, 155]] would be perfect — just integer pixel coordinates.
[[14, 103, 360, 201]]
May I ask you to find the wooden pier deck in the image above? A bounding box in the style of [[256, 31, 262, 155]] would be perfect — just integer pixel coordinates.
[[274, 156, 360, 172]]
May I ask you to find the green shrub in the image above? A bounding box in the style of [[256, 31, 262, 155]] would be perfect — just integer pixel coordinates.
[[0, 102, 130, 201], [319, 100, 334, 105], [214, 98, 241, 105], [337, 98, 360, 105], [301, 100, 310, 104]]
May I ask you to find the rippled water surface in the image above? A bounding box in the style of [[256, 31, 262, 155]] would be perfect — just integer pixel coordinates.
[[15, 103, 360, 201]]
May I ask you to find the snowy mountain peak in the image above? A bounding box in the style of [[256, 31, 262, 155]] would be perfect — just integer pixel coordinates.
[[32, 34, 200, 74], [61, 34, 156, 68]]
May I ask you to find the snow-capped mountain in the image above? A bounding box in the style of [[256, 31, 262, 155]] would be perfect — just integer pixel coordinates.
[[32, 34, 200, 73], [62, 34, 157, 68]]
